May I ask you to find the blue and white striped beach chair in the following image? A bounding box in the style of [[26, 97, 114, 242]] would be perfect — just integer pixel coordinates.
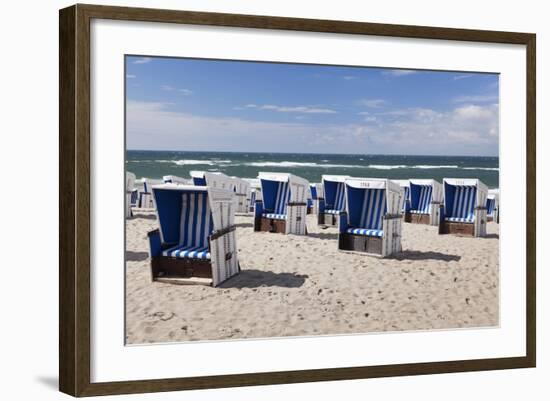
[[338, 178, 402, 257], [405, 179, 443, 225], [486, 189, 499, 223], [163, 175, 191, 185], [254, 172, 310, 235], [441, 178, 488, 237], [137, 178, 164, 209], [392, 179, 410, 216], [231, 176, 251, 214], [147, 183, 240, 286], [318, 175, 351, 226], [126, 172, 136, 218]]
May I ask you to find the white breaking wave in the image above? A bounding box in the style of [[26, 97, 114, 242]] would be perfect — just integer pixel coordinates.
[[367, 165, 408, 170], [463, 167, 499, 171], [412, 165, 459, 169], [155, 159, 232, 166], [245, 161, 365, 168]]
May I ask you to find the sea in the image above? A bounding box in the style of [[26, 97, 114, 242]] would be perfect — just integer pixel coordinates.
[[126, 150, 499, 188]]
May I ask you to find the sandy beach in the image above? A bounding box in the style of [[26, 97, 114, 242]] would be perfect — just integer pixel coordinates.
[[125, 211, 499, 344]]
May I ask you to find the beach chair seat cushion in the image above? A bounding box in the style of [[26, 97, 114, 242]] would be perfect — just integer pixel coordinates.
[[262, 213, 287, 220], [162, 245, 211, 260], [445, 217, 475, 223], [345, 228, 384, 237], [324, 209, 341, 215]]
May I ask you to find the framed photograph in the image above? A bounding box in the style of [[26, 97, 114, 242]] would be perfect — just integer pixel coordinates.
[[59, 4, 536, 397]]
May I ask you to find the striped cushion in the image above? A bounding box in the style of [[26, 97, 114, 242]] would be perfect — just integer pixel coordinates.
[[446, 217, 475, 223], [262, 213, 286, 220], [162, 245, 211, 259], [448, 185, 476, 222], [359, 188, 386, 230], [178, 192, 213, 249], [324, 209, 341, 214], [346, 228, 384, 237]]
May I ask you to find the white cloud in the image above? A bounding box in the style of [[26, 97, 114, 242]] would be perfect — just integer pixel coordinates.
[[161, 85, 193, 95], [382, 69, 417, 77], [453, 74, 474, 80], [244, 104, 337, 114], [127, 101, 498, 156], [453, 94, 499, 103], [359, 99, 388, 108], [126, 74, 136, 79], [133, 57, 152, 64]]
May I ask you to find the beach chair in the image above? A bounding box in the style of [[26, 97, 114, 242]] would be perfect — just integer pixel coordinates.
[[404, 179, 443, 226], [393, 180, 410, 217], [307, 183, 322, 215], [338, 178, 402, 257], [189, 171, 233, 189], [163, 175, 191, 185], [147, 183, 240, 286], [440, 178, 488, 237], [126, 172, 136, 218], [254, 172, 310, 235], [244, 178, 262, 213], [231, 177, 251, 214], [487, 189, 500, 223], [137, 178, 164, 209], [318, 175, 351, 226]]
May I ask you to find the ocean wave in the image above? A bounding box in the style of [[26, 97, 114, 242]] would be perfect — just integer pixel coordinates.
[[367, 165, 408, 170], [412, 165, 459, 169], [155, 159, 232, 166], [245, 161, 365, 168], [463, 167, 499, 171]]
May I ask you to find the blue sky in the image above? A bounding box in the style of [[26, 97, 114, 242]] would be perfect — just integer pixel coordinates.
[[126, 56, 499, 156]]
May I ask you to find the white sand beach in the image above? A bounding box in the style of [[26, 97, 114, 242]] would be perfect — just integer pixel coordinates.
[[125, 212, 499, 344]]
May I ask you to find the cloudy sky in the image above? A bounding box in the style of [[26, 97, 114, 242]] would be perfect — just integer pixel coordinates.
[[126, 56, 499, 156]]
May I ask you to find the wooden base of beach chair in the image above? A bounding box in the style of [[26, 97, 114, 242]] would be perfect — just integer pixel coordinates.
[[256, 217, 287, 233], [439, 221, 475, 237], [151, 256, 213, 284], [404, 212, 430, 225], [318, 212, 338, 226], [339, 233, 383, 255], [487, 216, 494, 222]]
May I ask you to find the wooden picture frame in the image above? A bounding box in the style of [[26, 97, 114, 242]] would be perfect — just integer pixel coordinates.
[[59, 3, 536, 397]]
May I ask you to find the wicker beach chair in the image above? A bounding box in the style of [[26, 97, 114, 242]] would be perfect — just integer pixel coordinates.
[[486, 189, 499, 223], [147, 182, 240, 286], [163, 175, 191, 185], [440, 178, 488, 237], [403, 179, 443, 226], [254, 172, 309, 235], [137, 177, 164, 209], [126, 172, 136, 218], [317, 175, 351, 227], [338, 178, 402, 257]]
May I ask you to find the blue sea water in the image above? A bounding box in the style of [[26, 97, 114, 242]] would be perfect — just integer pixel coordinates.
[[126, 150, 499, 188]]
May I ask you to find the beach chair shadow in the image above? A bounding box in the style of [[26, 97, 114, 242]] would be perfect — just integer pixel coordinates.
[[235, 222, 254, 228], [218, 269, 308, 289], [483, 233, 500, 239], [306, 232, 339, 240], [390, 250, 461, 262], [125, 251, 149, 262]]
